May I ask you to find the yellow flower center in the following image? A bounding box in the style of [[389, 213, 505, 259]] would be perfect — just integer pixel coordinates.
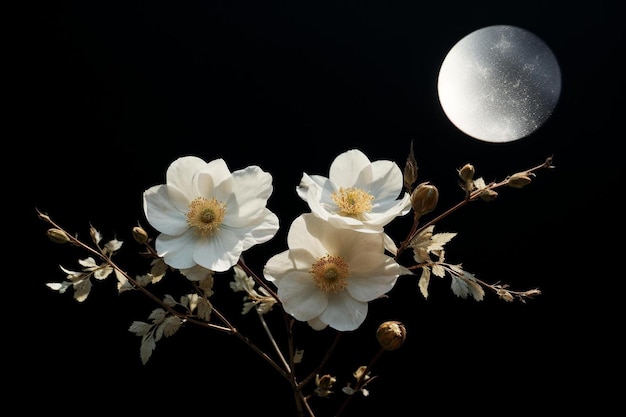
[[330, 187, 374, 217], [310, 254, 350, 293], [186, 197, 226, 237]]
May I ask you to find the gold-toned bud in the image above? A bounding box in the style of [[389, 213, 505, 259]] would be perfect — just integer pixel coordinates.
[[507, 172, 534, 188], [404, 140, 419, 190], [410, 182, 438, 217], [376, 320, 407, 351], [47, 228, 70, 244], [132, 226, 149, 244], [458, 163, 475, 182], [496, 288, 515, 302], [479, 188, 498, 202], [316, 374, 336, 391], [314, 374, 336, 397]]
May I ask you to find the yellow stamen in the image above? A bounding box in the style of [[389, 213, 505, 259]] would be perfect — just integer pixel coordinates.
[[330, 187, 374, 217], [310, 254, 350, 293], [186, 197, 226, 237]]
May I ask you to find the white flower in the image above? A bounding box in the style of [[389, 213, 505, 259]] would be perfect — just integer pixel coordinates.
[[296, 149, 412, 234], [263, 213, 411, 332], [143, 156, 279, 272]]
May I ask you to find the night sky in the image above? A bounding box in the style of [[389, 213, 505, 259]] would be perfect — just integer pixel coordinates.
[[18, 1, 621, 415]]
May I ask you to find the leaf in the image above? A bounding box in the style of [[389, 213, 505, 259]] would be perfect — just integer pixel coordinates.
[[428, 232, 457, 251], [79, 257, 98, 269], [73, 279, 92, 302], [431, 263, 446, 278], [148, 308, 167, 323], [450, 271, 485, 301], [161, 316, 182, 338], [46, 281, 71, 293], [139, 334, 156, 365], [59, 265, 83, 280], [94, 265, 113, 280], [155, 315, 180, 341], [163, 294, 177, 307], [418, 267, 430, 299], [115, 269, 132, 294], [128, 321, 152, 336], [196, 297, 212, 322], [104, 239, 123, 253]]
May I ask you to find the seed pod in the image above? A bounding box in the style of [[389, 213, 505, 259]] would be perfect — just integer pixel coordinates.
[[132, 226, 149, 244], [403, 140, 418, 190], [508, 172, 534, 188], [410, 182, 438, 217], [458, 163, 475, 182], [479, 188, 498, 202], [47, 228, 70, 244], [376, 321, 407, 351]]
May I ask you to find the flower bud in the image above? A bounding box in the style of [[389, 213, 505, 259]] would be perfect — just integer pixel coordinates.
[[507, 172, 534, 188], [47, 228, 70, 244], [314, 374, 336, 397], [458, 163, 475, 182], [404, 141, 418, 190], [479, 188, 498, 202], [376, 321, 407, 351], [410, 182, 438, 217], [132, 226, 149, 244]]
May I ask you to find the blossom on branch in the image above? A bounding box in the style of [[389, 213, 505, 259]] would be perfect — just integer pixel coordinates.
[[296, 149, 412, 234], [143, 156, 279, 272], [263, 213, 412, 331]]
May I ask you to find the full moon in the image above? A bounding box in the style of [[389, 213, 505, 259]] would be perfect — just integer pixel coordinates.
[[437, 25, 561, 143]]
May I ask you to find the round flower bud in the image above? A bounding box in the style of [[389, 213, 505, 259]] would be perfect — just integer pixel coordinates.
[[132, 226, 149, 244], [376, 321, 407, 351], [410, 182, 438, 217], [458, 163, 475, 182], [479, 188, 498, 202], [507, 172, 534, 188], [47, 228, 70, 244]]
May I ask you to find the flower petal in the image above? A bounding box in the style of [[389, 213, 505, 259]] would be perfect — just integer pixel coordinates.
[[193, 227, 244, 272], [307, 316, 328, 330], [364, 160, 405, 200], [166, 156, 208, 202], [195, 158, 233, 198], [143, 184, 189, 236], [328, 149, 371, 188], [264, 248, 318, 283], [278, 272, 328, 321], [233, 209, 280, 250], [318, 292, 368, 331], [155, 230, 198, 269]]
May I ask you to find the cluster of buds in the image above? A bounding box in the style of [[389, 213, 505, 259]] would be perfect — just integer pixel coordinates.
[[457, 163, 499, 201]]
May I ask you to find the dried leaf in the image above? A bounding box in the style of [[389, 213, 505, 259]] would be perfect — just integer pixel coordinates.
[[128, 321, 152, 337], [450, 271, 485, 301], [94, 265, 113, 280], [73, 279, 92, 302], [139, 334, 156, 365], [418, 267, 431, 299], [196, 297, 212, 322], [46, 282, 71, 293], [104, 239, 123, 253]]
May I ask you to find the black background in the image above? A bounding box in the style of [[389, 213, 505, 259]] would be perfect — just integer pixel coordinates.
[[17, 1, 622, 415]]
